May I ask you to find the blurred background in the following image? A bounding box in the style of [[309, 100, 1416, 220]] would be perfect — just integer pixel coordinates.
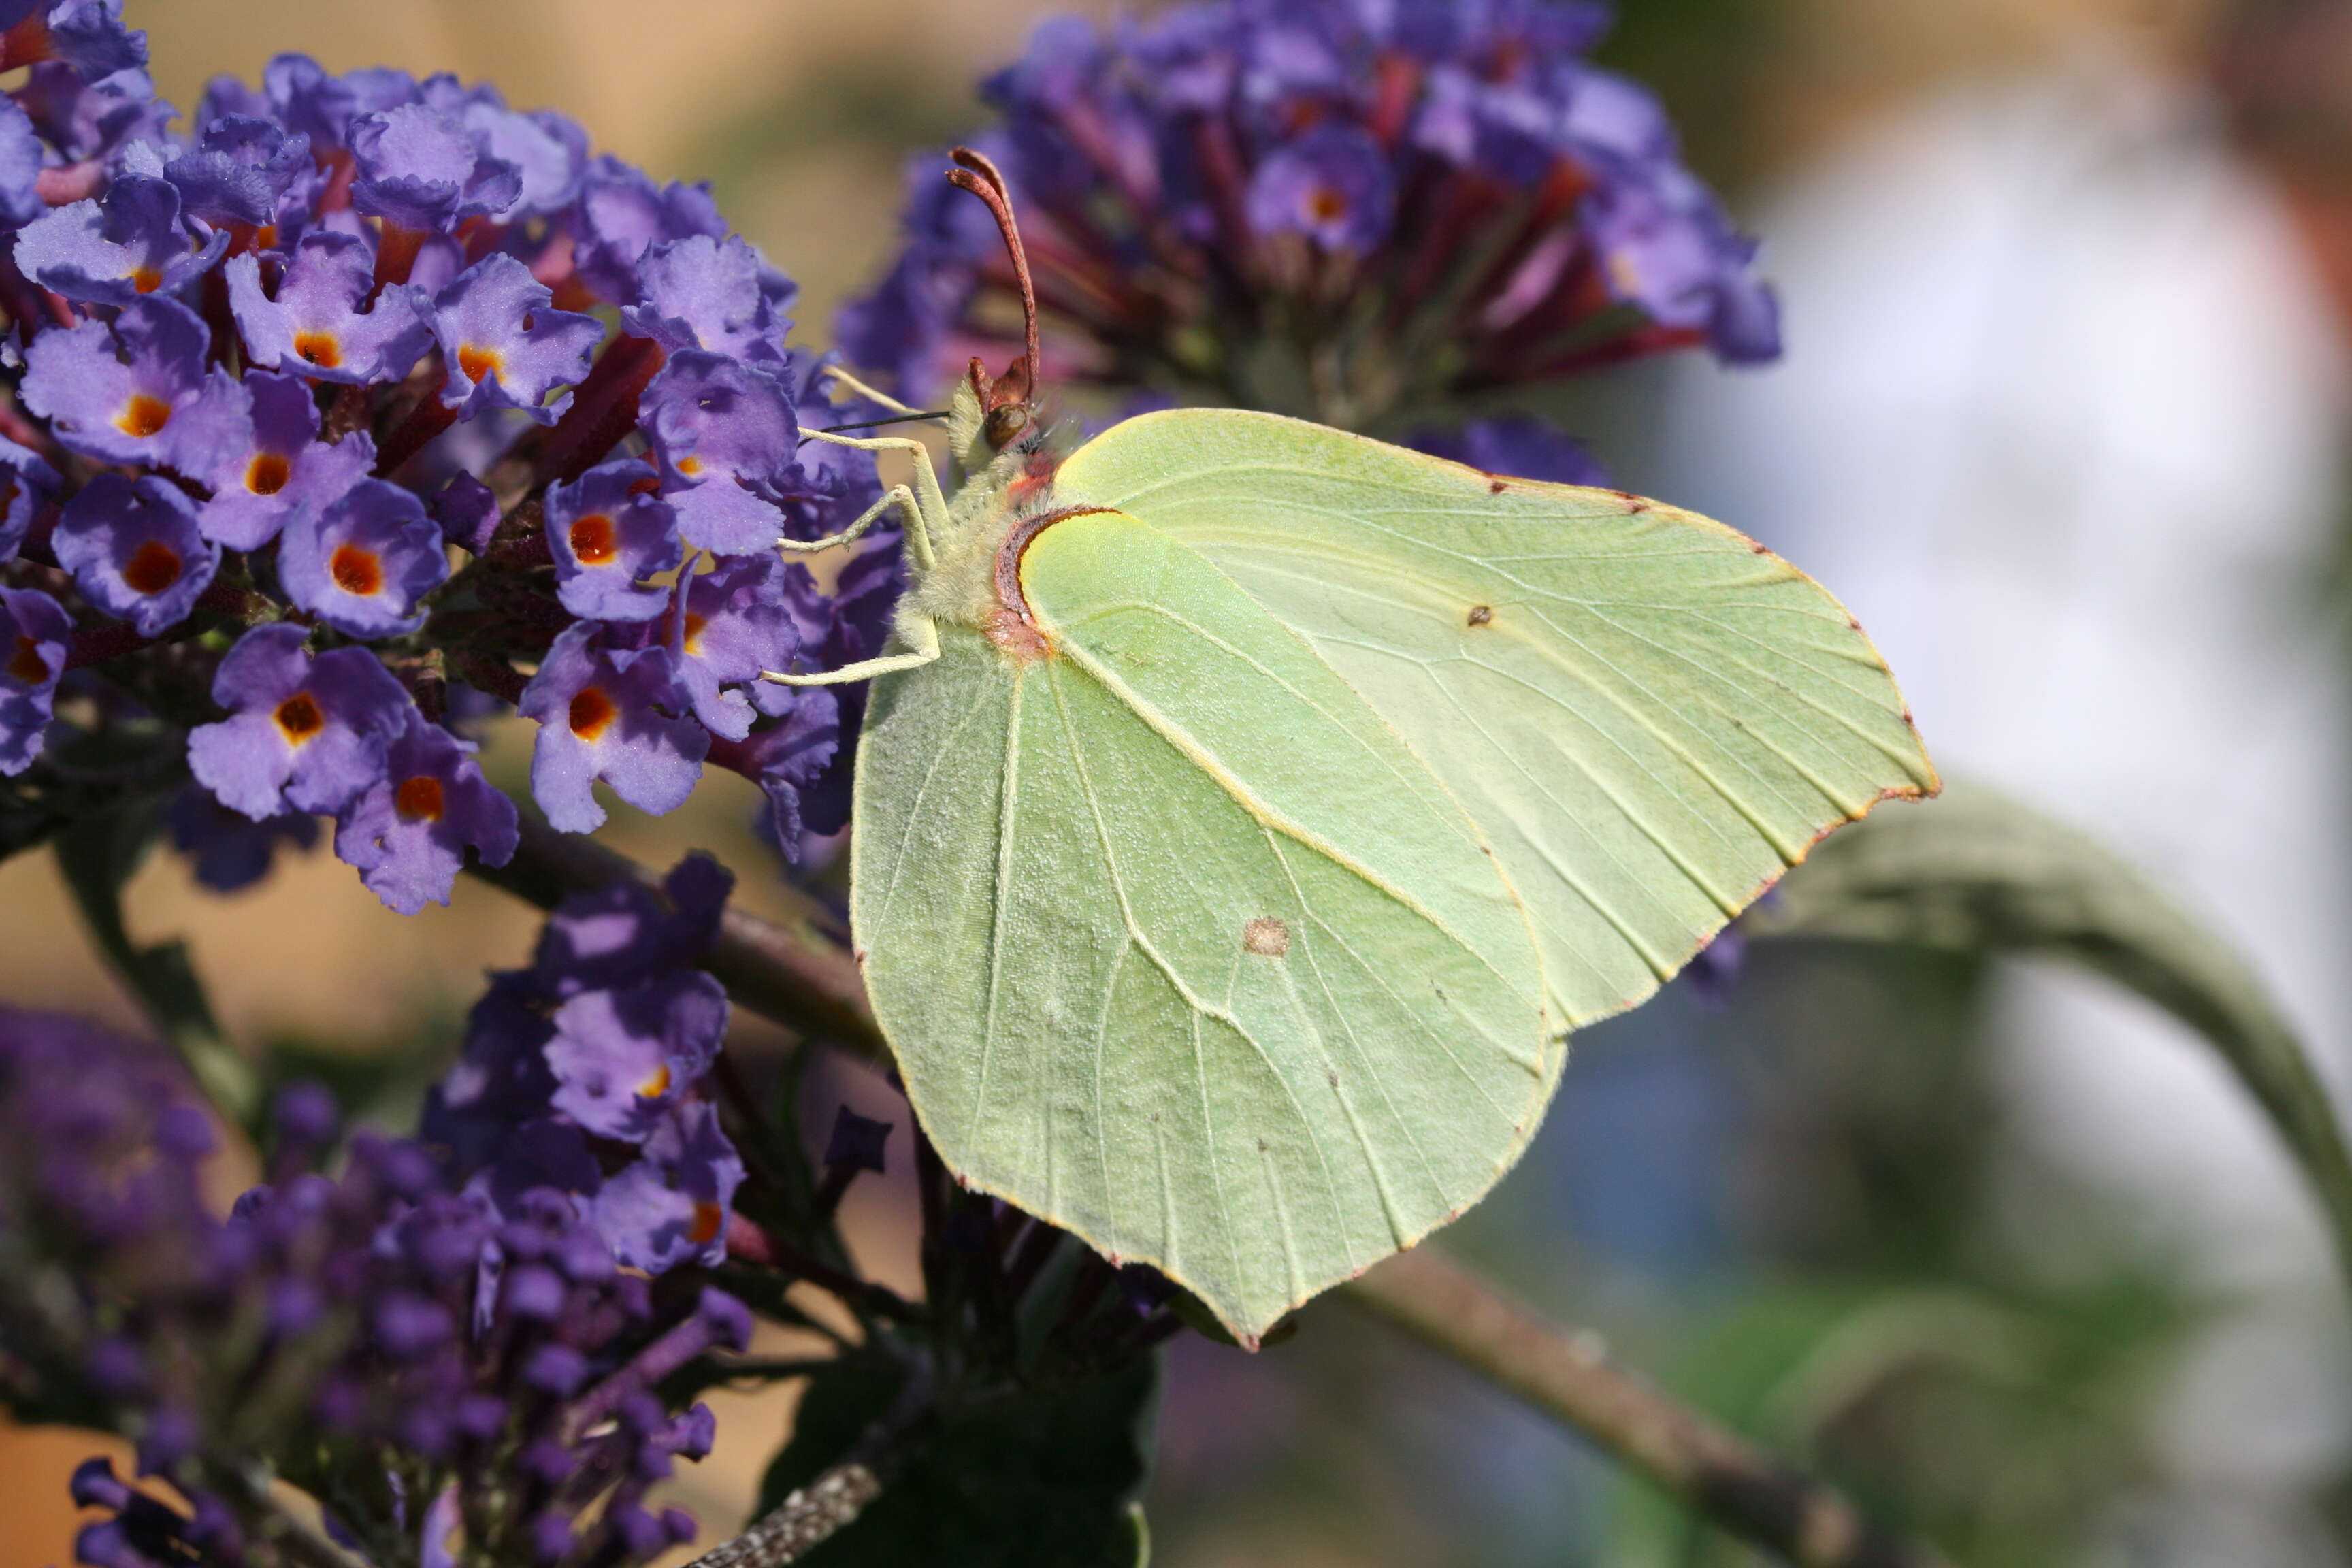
[[10, 0, 2352, 1563]]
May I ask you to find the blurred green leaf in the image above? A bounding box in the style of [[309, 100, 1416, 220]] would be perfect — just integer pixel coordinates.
[[50, 796, 256, 1130], [1752, 779, 2352, 1281], [757, 1354, 1158, 1568]]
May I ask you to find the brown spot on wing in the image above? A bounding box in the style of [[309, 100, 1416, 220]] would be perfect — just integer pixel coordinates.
[[1242, 916, 1290, 956], [1466, 604, 1493, 627]]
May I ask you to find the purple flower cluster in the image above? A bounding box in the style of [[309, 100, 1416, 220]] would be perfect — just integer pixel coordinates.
[[425, 855, 749, 1277], [0, 1004, 743, 1568], [0, 23, 892, 911], [840, 0, 1778, 436]]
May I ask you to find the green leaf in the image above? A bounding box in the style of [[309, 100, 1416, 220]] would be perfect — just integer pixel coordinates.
[[755, 1356, 1158, 1568], [1749, 779, 2352, 1281], [51, 799, 257, 1129]]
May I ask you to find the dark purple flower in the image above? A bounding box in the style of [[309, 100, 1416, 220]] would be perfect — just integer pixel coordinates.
[[52, 473, 218, 636], [426, 252, 604, 424], [15, 62, 170, 166], [546, 460, 681, 623], [739, 686, 840, 855], [186, 623, 412, 818], [589, 1101, 743, 1272], [532, 854, 732, 999], [278, 478, 448, 638], [1247, 125, 1394, 251], [332, 710, 519, 915], [570, 155, 725, 305], [167, 786, 318, 892], [639, 351, 798, 555], [0, 436, 61, 563], [1406, 414, 1610, 487], [33, 0, 146, 81], [0, 585, 71, 775], [227, 231, 436, 385], [544, 972, 728, 1141], [14, 175, 227, 306], [673, 553, 798, 740], [440, 91, 585, 218], [349, 101, 522, 231], [0, 97, 41, 228], [619, 235, 789, 365], [163, 114, 313, 228], [197, 371, 376, 551], [825, 1107, 892, 1175], [1587, 171, 1782, 364], [518, 623, 708, 833], [21, 297, 251, 476], [430, 471, 500, 554]]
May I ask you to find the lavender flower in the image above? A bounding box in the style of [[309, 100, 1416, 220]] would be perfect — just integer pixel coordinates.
[[278, 478, 448, 638], [547, 459, 682, 623], [427, 252, 603, 423], [52, 472, 218, 635], [13, 172, 225, 305], [639, 350, 800, 554], [197, 370, 377, 550], [674, 552, 799, 740], [0, 584, 71, 774], [0, 436, 60, 564], [227, 231, 436, 385], [186, 623, 412, 819], [544, 971, 729, 1141], [590, 1100, 745, 1271], [350, 100, 523, 231], [518, 624, 709, 833], [165, 785, 319, 892], [21, 297, 249, 474], [332, 708, 519, 914]]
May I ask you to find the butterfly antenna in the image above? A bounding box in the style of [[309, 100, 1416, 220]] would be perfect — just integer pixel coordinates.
[[947, 146, 1042, 444]]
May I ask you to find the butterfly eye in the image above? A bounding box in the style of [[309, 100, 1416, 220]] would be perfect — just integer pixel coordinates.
[[984, 404, 1030, 448]]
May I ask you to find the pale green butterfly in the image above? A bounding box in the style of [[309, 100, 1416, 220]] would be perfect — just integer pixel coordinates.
[[768, 150, 1937, 1345]]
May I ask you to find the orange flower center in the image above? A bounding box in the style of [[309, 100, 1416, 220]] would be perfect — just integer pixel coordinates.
[[456, 344, 502, 385], [130, 265, 163, 294], [245, 451, 291, 495], [1308, 186, 1348, 224], [689, 1201, 725, 1247], [330, 543, 383, 596], [568, 686, 616, 740], [273, 692, 325, 744], [293, 331, 341, 369], [637, 1064, 671, 1100], [120, 540, 183, 594], [681, 612, 706, 657], [6, 634, 47, 685], [394, 774, 445, 822], [674, 455, 702, 477], [115, 395, 172, 438], [568, 513, 617, 566]]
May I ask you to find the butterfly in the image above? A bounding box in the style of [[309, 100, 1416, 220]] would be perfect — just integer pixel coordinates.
[[769, 151, 1936, 1345]]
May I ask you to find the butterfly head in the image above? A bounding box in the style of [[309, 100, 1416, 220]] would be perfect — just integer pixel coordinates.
[[944, 148, 1046, 475]]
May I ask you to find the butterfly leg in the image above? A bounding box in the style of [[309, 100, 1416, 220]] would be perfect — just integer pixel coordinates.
[[819, 365, 926, 419], [776, 484, 924, 563], [799, 427, 953, 570], [760, 608, 942, 687]]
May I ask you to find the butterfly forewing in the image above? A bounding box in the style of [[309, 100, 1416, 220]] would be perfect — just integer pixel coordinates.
[[1054, 409, 1940, 1032]]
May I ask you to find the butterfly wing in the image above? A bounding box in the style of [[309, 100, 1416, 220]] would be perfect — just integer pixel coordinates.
[[853, 511, 1549, 1341], [1054, 408, 1939, 1034]]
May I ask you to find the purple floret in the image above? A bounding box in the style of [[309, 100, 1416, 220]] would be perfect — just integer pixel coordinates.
[[0, 585, 71, 775], [546, 459, 681, 623], [0, 97, 46, 227], [639, 351, 798, 555], [517, 623, 708, 834], [1247, 124, 1394, 252], [570, 155, 725, 305], [349, 101, 521, 231], [589, 1100, 743, 1273], [620, 235, 789, 365], [532, 854, 732, 998], [21, 296, 251, 476], [185, 622, 412, 819], [737, 687, 840, 855], [227, 231, 436, 385], [163, 114, 313, 228], [426, 252, 604, 424], [332, 708, 519, 915], [1406, 415, 1610, 487], [430, 472, 500, 554], [197, 370, 376, 551], [33, 0, 146, 81], [278, 478, 448, 638], [14, 175, 227, 306], [166, 786, 319, 893], [52, 473, 218, 636], [543, 971, 728, 1142], [0, 436, 61, 563], [673, 553, 798, 740]]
